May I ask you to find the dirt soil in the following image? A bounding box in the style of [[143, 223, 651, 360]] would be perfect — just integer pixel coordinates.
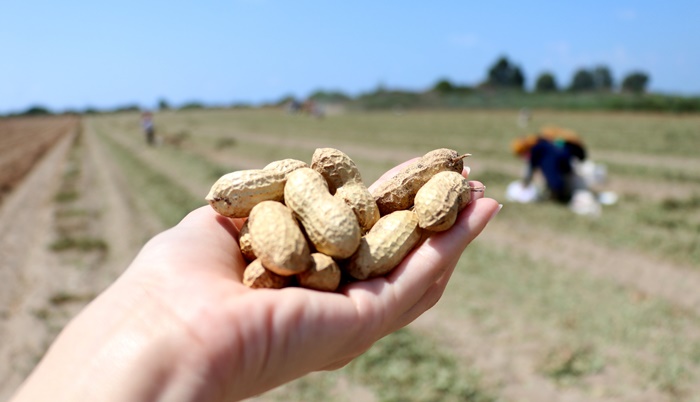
[[0, 116, 77, 205], [0, 119, 162, 400]]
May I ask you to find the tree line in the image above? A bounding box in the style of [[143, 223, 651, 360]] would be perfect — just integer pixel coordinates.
[[4, 55, 696, 117], [434, 56, 649, 94]]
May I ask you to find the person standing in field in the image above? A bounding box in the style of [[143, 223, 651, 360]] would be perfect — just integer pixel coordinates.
[[141, 111, 156, 146]]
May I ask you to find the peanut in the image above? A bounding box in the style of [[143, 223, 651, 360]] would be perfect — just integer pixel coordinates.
[[344, 210, 423, 280], [297, 253, 341, 292], [263, 158, 309, 176], [413, 171, 472, 232], [248, 201, 311, 276], [243, 258, 291, 289], [206, 169, 286, 218], [238, 219, 256, 262], [371, 148, 468, 215], [311, 148, 380, 232], [284, 168, 361, 259]]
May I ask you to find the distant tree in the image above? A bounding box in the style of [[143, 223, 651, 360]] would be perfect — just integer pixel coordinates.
[[275, 94, 297, 107], [21, 105, 52, 116], [180, 101, 205, 110], [569, 69, 596, 92], [433, 79, 455, 94], [158, 98, 170, 111], [485, 56, 525, 90], [112, 104, 141, 113], [593, 66, 614, 91], [308, 89, 351, 103], [534, 72, 558, 92], [621, 71, 650, 94], [512, 67, 525, 89]]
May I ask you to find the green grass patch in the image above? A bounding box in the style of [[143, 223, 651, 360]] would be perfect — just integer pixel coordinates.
[[606, 160, 700, 184], [49, 236, 108, 252], [539, 344, 604, 384], [347, 329, 494, 402], [445, 243, 700, 397], [54, 189, 79, 203], [54, 208, 96, 218], [498, 195, 700, 267], [49, 291, 96, 306], [97, 130, 204, 227]]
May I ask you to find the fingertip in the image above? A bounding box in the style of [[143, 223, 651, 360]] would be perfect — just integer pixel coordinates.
[[468, 180, 485, 201], [430, 197, 500, 249]]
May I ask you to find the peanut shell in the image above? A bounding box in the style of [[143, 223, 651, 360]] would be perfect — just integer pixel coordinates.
[[238, 219, 256, 262], [284, 168, 361, 259], [413, 171, 471, 232], [263, 158, 309, 176], [312, 148, 380, 232], [297, 253, 341, 292], [371, 148, 467, 215], [206, 169, 285, 218], [248, 201, 311, 276], [243, 259, 291, 289], [344, 210, 423, 280]]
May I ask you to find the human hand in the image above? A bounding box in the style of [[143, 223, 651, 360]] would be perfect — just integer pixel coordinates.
[[12, 160, 500, 402]]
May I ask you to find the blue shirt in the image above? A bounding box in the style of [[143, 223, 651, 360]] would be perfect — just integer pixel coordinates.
[[528, 138, 573, 195]]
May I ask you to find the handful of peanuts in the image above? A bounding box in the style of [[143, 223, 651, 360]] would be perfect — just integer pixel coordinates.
[[205, 148, 480, 292]]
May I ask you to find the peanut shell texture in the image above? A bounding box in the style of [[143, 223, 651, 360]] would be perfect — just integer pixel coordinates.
[[371, 148, 468, 215], [284, 168, 361, 259], [413, 171, 472, 232], [243, 259, 291, 289], [248, 201, 311, 276], [345, 210, 423, 280], [297, 253, 342, 292], [206, 169, 286, 218]]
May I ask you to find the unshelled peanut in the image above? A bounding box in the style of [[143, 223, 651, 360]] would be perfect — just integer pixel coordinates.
[[206, 169, 286, 218], [371, 148, 468, 215], [344, 210, 423, 280], [238, 219, 256, 262], [311, 148, 379, 232], [297, 253, 341, 292], [413, 171, 472, 232], [263, 158, 309, 176], [243, 259, 290, 289], [284, 168, 361, 259], [248, 201, 311, 276]]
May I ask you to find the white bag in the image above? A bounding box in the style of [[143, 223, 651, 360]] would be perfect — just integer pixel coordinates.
[[505, 180, 540, 203]]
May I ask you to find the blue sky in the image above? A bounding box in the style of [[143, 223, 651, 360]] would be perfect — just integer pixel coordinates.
[[1, 1, 698, 113]]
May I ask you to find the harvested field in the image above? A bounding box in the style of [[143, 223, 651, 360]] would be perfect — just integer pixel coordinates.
[[0, 116, 78, 205], [1, 109, 699, 401]]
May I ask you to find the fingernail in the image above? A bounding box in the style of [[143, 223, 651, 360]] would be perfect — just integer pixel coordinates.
[[490, 204, 503, 221]]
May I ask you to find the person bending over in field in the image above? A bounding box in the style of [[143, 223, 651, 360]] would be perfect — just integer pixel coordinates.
[[9, 159, 501, 402], [511, 128, 586, 204]]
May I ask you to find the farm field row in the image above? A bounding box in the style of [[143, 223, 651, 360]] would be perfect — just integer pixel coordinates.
[[0, 116, 78, 205]]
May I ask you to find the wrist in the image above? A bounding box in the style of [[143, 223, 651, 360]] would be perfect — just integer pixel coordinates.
[[11, 279, 210, 402]]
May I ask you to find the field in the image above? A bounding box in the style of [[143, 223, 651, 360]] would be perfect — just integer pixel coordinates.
[[1, 108, 699, 401]]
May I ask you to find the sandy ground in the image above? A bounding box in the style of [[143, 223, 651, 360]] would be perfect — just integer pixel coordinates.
[[0, 122, 162, 400]]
